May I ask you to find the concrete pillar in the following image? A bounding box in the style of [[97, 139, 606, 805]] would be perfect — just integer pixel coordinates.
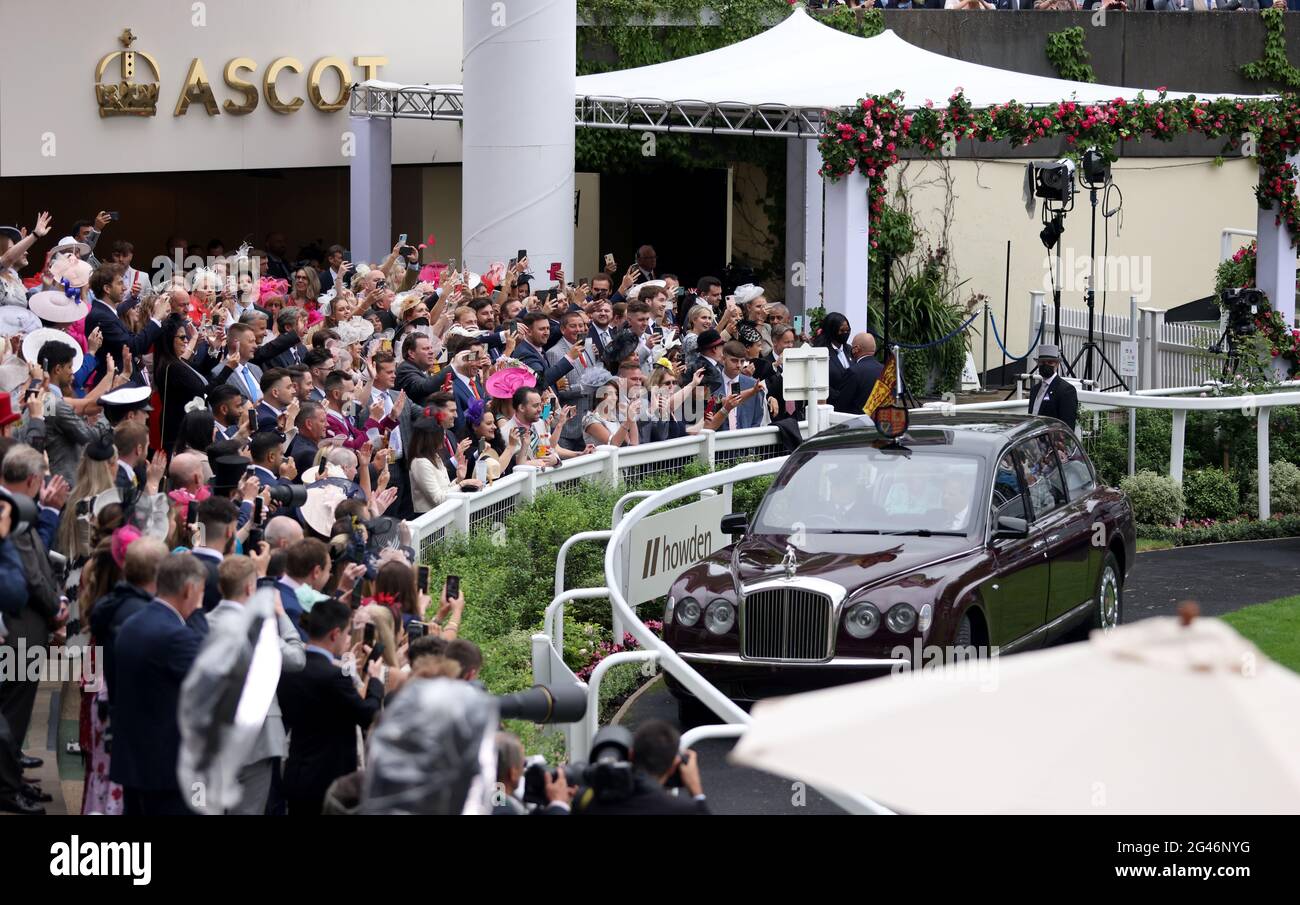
[[785, 138, 824, 315], [348, 115, 392, 266], [1256, 156, 1299, 380], [823, 168, 870, 335], [1258, 408, 1271, 519], [1169, 409, 1186, 485], [462, 0, 575, 278]]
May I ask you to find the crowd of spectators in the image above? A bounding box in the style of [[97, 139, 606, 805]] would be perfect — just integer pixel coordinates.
[[0, 213, 826, 814]]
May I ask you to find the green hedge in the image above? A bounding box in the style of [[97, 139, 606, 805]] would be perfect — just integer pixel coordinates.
[[1119, 471, 1184, 526], [420, 464, 775, 755], [1139, 513, 1300, 546], [1182, 468, 1240, 522]]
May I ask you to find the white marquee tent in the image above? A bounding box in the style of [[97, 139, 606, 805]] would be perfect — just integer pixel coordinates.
[[348, 6, 1288, 331]]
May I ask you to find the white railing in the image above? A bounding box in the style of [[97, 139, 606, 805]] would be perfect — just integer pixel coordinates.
[[404, 408, 833, 554]]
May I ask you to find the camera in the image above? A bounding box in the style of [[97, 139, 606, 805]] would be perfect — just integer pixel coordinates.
[[1033, 159, 1076, 203], [1219, 287, 1263, 339], [267, 484, 308, 508], [0, 486, 38, 536]]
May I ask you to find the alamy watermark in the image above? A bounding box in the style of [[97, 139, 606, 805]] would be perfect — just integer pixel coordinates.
[[0, 641, 103, 688]]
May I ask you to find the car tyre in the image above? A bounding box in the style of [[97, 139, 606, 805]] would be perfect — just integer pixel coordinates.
[[1089, 551, 1123, 634], [955, 613, 973, 649]]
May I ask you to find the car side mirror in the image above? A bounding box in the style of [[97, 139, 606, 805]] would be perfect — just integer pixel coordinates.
[[991, 515, 1029, 540], [721, 512, 749, 535]]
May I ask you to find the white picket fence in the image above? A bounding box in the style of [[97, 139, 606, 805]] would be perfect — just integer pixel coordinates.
[[1034, 295, 1220, 390], [404, 419, 817, 558]]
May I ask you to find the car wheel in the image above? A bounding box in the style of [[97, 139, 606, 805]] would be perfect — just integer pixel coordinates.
[[1090, 552, 1123, 633], [955, 613, 973, 648]]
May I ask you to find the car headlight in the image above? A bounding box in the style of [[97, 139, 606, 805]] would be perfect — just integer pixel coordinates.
[[704, 599, 735, 635], [677, 596, 701, 627], [918, 603, 933, 634], [886, 604, 918, 634], [844, 602, 881, 639]]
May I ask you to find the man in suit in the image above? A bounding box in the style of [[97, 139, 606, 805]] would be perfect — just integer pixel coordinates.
[[108, 552, 208, 816], [277, 597, 386, 816], [444, 335, 489, 437], [395, 333, 444, 404], [586, 298, 616, 361], [112, 421, 149, 497], [86, 264, 164, 376], [210, 384, 249, 441], [262, 308, 308, 370], [88, 538, 167, 708], [0, 446, 67, 773], [711, 341, 766, 431], [275, 538, 331, 641], [570, 720, 709, 815], [839, 332, 887, 415], [0, 498, 40, 814], [256, 368, 298, 434], [1027, 343, 1079, 430], [547, 312, 592, 452], [207, 554, 306, 815], [36, 340, 108, 484], [288, 402, 335, 478], [192, 496, 240, 614], [224, 323, 264, 403], [249, 431, 293, 489], [516, 312, 581, 390]]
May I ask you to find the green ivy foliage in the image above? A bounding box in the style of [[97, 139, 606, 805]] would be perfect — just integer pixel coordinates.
[[1045, 28, 1096, 84], [1241, 8, 1300, 90]]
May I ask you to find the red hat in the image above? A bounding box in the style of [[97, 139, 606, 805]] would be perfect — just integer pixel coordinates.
[[0, 393, 22, 428]]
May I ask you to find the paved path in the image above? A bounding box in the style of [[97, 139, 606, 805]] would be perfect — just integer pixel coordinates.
[[620, 539, 1300, 815]]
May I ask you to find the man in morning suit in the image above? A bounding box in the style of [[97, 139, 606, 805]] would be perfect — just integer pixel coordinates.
[[86, 264, 163, 377], [1027, 343, 1079, 431]]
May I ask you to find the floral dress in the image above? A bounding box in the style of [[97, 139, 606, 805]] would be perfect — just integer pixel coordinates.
[[80, 644, 123, 815]]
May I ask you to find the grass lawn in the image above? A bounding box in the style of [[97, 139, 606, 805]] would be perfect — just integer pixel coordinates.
[[1136, 537, 1174, 552], [1221, 595, 1300, 674]]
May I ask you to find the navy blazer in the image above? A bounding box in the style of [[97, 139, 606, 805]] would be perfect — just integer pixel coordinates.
[[711, 373, 766, 430], [450, 372, 486, 437], [264, 577, 306, 640], [277, 648, 384, 809], [108, 600, 203, 792], [85, 296, 162, 377], [515, 339, 573, 390]]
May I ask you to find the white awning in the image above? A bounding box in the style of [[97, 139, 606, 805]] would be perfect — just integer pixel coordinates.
[[574, 8, 1265, 111]]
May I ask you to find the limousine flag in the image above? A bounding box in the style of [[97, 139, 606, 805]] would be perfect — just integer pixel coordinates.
[[864, 352, 908, 438]]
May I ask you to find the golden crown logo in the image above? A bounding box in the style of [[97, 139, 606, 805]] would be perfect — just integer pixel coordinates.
[[95, 28, 161, 117]]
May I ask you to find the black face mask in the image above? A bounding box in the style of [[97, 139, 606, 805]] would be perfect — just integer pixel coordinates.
[[1038, 363, 1056, 379], [837, 331, 850, 345]]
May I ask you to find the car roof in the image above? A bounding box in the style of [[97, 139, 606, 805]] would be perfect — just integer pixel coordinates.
[[807, 412, 1067, 458]]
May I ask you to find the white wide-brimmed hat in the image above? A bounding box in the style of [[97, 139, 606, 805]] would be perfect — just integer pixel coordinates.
[[335, 316, 375, 346], [0, 305, 42, 337], [23, 327, 83, 373], [28, 289, 89, 325], [50, 236, 91, 258], [301, 482, 348, 538]]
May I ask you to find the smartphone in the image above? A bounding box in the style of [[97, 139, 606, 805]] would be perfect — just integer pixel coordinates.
[[792, 314, 805, 335], [508, 257, 517, 270], [548, 262, 562, 281], [366, 641, 385, 666], [108, 211, 121, 221], [363, 623, 376, 647], [540, 402, 553, 421], [445, 573, 461, 601], [252, 496, 264, 525], [247, 407, 257, 433], [417, 564, 430, 592], [604, 252, 615, 268], [398, 233, 408, 246], [407, 621, 427, 640], [517, 249, 527, 263], [24, 378, 40, 399], [186, 501, 198, 527]]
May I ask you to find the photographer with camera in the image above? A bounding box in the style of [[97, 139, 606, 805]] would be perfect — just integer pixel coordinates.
[[571, 720, 709, 815]]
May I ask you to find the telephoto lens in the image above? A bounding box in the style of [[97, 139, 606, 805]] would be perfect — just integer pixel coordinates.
[[496, 684, 587, 724]]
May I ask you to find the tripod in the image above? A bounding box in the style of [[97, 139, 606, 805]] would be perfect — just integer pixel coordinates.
[[1209, 326, 1241, 380], [1065, 179, 1130, 392]]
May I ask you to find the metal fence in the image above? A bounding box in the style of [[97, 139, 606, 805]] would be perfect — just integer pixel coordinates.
[[1032, 295, 1220, 390], [404, 410, 831, 554]]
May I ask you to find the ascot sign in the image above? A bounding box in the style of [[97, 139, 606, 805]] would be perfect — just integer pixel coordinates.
[[95, 28, 386, 118]]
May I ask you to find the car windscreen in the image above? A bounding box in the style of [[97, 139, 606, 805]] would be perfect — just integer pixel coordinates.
[[753, 446, 984, 535]]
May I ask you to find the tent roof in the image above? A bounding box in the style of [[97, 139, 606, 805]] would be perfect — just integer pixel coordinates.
[[574, 7, 1264, 112]]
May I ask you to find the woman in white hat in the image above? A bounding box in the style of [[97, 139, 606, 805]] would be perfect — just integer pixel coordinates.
[[0, 213, 52, 308]]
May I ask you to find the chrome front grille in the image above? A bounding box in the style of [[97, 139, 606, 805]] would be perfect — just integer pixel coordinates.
[[741, 586, 833, 661]]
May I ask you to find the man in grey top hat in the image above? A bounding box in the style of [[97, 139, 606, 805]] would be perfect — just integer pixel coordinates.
[[1026, 343, 1077, 430]]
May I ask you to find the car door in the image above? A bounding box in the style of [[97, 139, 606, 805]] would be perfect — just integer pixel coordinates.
[[1042, 430, 1103, 635], [1020, 432, 1093, 630], [979, 448, 1049, 649]]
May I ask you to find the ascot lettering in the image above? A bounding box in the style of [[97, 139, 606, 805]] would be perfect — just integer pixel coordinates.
[[170, 54, 388, 116]]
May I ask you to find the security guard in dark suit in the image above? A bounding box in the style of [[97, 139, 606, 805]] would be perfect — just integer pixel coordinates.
[[1026, 343, 1078, 431]]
